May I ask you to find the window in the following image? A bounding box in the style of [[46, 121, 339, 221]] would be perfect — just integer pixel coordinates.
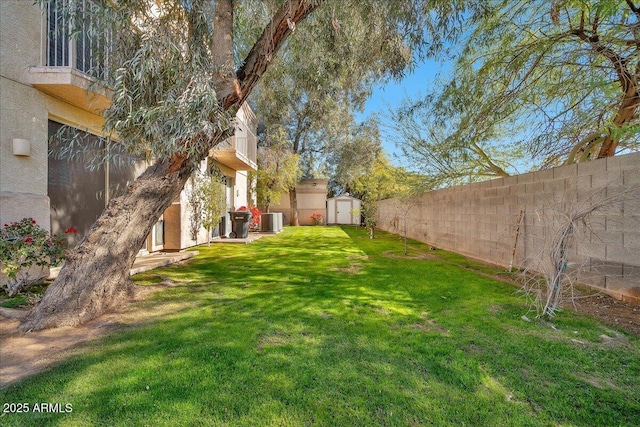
[[154, 220, 165, 246], [48, 121, 142, 240], [48, 121, 106, 240]]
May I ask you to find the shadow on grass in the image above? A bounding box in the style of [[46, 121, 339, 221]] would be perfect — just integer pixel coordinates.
[[1, 226, 638, 426]]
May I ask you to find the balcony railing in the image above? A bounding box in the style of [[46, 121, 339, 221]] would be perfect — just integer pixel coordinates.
[[31, 0, 112, 113], [234, 134, 257, 167], [214, 133, 258, 171], [44, 0, 111, 80], [212, 104, 258, 171]]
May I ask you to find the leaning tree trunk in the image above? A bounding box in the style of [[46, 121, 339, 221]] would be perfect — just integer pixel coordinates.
[[20, 157, 197, 331], [18, 0, 320, 331]]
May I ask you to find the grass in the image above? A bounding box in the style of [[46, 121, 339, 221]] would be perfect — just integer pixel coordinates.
[[1, 226, 639, 426], [0, 283, 48, 308]]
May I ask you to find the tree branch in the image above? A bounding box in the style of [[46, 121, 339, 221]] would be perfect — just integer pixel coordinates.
[[569, 28, 633, 94], [469, 142, 510, 177], [230, 0, 323, 109], [568, 22, 640, 158], [171, 0, 321, 173], [212, 0, 238, 103], [625, 0, 640, 19]]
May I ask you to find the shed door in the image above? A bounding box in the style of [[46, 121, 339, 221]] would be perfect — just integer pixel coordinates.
[[336, 200, 352, 224]]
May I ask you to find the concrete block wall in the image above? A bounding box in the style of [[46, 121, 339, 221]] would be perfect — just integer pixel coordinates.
[[377, 152, 640, 302]]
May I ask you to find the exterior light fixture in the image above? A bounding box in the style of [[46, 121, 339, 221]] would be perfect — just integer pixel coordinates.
[[12, 138, 31, 156]]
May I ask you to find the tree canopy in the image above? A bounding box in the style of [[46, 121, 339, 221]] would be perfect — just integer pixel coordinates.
[[390, 0, 640, 187], [252, 0, 480, 222]]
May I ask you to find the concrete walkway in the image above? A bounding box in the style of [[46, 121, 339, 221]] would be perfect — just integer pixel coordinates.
[[48, 251, 198, 279], [207, 232, 265, 244], [129, 251, 198, 275]]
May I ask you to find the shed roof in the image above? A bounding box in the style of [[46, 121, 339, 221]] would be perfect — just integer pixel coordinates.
[[328, 193, 361, 201]]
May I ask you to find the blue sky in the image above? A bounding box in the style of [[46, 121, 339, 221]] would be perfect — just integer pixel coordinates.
[[356, 60, 446, 163]]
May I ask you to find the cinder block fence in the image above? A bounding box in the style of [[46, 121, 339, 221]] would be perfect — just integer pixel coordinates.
[[377, 153, 640, 303]]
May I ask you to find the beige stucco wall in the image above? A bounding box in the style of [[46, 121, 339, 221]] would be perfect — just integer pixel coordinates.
[[271, 179, 328, 225], [2, 1, 259, 257], [270, 191, 293, 225], [234, 171, 249, 210], [377, 153, 640, 303], [0, 1, 41, 81], [1, 1, 48, 198], [1, 1, 106, 231]]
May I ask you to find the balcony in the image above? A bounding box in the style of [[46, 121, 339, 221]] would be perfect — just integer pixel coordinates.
[[211, 105, 258, 171], [212, 134, 258, 172], [30, 66, 111, 114], [30, 0, 112, 114]]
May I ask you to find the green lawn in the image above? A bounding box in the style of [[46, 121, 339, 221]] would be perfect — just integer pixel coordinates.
[[1, 226, 638, 426]]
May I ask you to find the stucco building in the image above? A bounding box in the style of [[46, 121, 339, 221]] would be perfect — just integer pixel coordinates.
[[270, 179, 328, 226], [1, 0, 257, 252]]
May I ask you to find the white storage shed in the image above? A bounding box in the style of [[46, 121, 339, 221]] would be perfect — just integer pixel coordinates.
[[326, 194, 362, 225]]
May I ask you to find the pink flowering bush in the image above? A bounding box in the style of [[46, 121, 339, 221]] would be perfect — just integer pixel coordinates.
[[0, 218, 72, 296], [311, 213, 324, 225]]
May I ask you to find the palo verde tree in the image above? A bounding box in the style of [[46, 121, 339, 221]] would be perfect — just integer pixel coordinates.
[[387, 87, 523, 188], [21, 0, 477, 331], [390, 0, 640, 187], [349, 153, 423, 239]]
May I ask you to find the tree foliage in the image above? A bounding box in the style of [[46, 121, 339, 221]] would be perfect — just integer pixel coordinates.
[[254, 126, 301, 212], [254, 0, 483, 222], [349, 154, 423, 238], [326, 118, 383, 197], [186, 169, 227, 242], [90, 0, 234, 160], [388, 90, 523, 188], [392, 0, 640, 186]]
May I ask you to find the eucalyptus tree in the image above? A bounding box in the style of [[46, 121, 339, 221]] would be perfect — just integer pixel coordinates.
[[21, 0, 476, 331], [257, 66, 354, 224], [254, 9, 388, 225], [393, 0, 639, 186], [255, 0, 476, 224]]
